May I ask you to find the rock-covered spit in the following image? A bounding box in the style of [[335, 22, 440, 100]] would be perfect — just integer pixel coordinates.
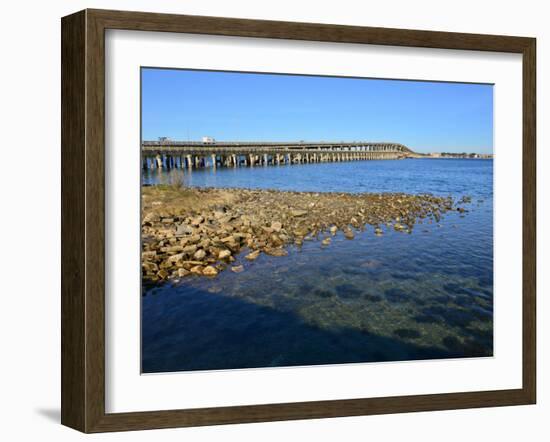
[[141, 186, 468, 282]]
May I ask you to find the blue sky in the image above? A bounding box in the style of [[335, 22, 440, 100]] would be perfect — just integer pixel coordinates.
[[141, 68, 493, 154]]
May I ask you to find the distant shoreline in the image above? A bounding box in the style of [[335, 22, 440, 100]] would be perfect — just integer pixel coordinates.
[[413, 156, 493, 159], [408, 154, 493, 160]]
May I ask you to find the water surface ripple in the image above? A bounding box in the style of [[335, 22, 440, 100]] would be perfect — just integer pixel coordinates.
[[142, 159, 493, 373]]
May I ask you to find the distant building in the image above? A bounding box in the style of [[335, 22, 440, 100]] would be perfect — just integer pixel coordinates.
[[158, 136, 171, 142], [202, 136, 215, 144]]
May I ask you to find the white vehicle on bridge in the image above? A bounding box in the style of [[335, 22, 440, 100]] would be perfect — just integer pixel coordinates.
[[202, 136, 216, 144]]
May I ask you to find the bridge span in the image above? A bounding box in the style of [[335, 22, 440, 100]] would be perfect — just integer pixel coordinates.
[[141, 140, 415, 170]]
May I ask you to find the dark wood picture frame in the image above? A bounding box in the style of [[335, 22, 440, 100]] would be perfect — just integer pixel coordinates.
[[61, 8, 536, 433]]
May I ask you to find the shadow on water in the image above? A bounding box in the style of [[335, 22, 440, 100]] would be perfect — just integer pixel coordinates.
[[142, 286, 490, 374]]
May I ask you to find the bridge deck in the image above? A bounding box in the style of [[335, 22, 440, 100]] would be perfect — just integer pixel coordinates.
[[142, 141, 412, 155]]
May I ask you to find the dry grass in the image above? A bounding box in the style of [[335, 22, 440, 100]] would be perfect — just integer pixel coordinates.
[[142, 185, 241, 217]]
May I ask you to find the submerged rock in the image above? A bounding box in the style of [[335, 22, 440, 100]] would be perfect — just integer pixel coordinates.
[[343, 229, 355, 240], [245, 250, 261, 261], [264, 247, 288, 257]]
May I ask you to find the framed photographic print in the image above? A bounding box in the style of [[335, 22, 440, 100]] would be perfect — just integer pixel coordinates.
[[61, 9, 536, 433]]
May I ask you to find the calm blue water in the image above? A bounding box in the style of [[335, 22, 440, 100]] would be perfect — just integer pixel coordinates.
[[142, 159, 493, 373]]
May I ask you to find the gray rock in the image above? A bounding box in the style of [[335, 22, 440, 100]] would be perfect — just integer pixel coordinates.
[[176, 223, 193, 236]]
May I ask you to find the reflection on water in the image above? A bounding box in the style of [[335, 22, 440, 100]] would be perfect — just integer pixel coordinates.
[[142, 159, 493, 373]]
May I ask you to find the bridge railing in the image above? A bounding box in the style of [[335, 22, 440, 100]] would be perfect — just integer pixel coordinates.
[[141, 141, 413, 154]]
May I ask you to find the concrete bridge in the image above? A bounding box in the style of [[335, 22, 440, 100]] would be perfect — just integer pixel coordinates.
[[141, 140, 414, 169]]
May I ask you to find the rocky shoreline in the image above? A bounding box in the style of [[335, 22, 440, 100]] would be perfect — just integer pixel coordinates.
[[141, 186, 470, 283]]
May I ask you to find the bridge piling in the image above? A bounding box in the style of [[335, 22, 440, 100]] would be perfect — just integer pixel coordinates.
[[141, 140, 412, 171]]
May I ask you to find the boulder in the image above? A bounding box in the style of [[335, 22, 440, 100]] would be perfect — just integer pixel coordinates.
[[176, 223, 193, 236], [177, 268, 190, 277], [202, 266, 218, 277], [142, 212, 160, 224], [270, 234, 283, 247], [189, 265, 204, 275], [193, 249, 206, 260], [167, 252, 185, 263], [156, 269, 169, 280], [161, 245, 184, 253], [142, 261, 158, 272], [291, 209, 308, 217], [183, 244, 198, 255], [231, 265, 244, 273], [190, 215, 204, 226], [245, 250, 261, 261], [199, 239, 211, 249], [188, 234, 201, 244], [141, 251, 157, 259]]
